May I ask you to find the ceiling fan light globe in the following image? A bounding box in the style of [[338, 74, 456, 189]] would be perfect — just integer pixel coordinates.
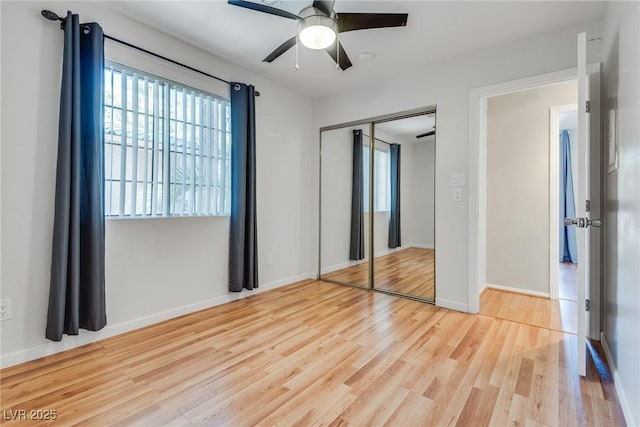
[[299, 25, 336, 49], [297, 15, 337, 50]]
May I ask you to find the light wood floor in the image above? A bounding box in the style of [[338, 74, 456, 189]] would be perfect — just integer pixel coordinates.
[[480, 262, 579, 335], [322, 247, 435, 300], [559, 262, 578, 301], [0, 280, 625, 426], [480, 288, 577, 334]]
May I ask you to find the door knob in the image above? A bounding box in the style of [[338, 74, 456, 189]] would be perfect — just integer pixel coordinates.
[[565, 217, 602, 228], [587, 218, 602, 227], [564, 218, 578, 226]]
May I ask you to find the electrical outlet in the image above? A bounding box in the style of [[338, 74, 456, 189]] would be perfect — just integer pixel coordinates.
[[452, 188, 463, 202], [0, 299, 12, 321], [451, 173, 466, 187], [265, 253, 273, 265]]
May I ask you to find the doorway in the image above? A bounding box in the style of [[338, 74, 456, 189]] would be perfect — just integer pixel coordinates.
[[469, 64, 602, 339], [478, 80, 578, 334], [551, 106, 579, 304]]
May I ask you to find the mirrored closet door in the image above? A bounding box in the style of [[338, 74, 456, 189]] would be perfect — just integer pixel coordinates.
[[372, 114, 436, 301], [320, 126, 371, 289], [319, 108, 436, 302]]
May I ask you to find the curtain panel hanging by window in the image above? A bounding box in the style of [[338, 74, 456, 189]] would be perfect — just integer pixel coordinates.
[[46, 12, 107, 341], [229, 83, 258, 292], [349, 129, 365, 261], [388, 144, 401, 249]]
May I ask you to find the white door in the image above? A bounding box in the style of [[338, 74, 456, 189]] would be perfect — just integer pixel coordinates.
[[568, 32, 600, 376]]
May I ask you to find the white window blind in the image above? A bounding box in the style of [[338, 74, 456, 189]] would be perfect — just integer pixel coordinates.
[[104, 63, 231, 217]]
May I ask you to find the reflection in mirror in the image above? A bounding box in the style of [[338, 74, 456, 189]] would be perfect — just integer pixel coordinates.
[[320, 127, 370, 288], [373, 113, 436, 301]]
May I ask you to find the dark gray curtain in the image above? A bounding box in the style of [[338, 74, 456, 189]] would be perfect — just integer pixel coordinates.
[[46, 13, 106, 341], [349, 130, 365, 260], [388, 144, 401, 249], [229, 83, 258, 292]]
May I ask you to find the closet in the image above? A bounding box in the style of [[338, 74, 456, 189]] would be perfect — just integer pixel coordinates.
[[319, 107, 436, 302]]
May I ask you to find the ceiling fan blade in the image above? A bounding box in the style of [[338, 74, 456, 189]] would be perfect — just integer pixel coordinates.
[[227, 0, 300, 20], [326, 41, 353, 70], [263, 37, 297, 63], [336, 13, 408, 33], [312, 0, 335, 16], [416, 130, 436, 139]]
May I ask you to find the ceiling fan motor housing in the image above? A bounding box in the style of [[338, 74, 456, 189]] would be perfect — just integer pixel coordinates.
[[297, 6, 338, 50]]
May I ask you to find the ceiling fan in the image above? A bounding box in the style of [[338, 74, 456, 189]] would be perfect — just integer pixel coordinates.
[[227, 0, 408, 70], [416, 129, 435, 139]]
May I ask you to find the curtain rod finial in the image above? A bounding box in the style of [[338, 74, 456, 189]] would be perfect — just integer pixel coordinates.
[[41, 10, 63, 21]]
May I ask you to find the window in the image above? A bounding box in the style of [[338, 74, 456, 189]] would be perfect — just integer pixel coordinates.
[[362, 146, 391, 212], [104, 63, 231, 217]]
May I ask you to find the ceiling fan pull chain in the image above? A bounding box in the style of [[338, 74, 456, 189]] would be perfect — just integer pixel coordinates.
[[295, 35, 299, 70]]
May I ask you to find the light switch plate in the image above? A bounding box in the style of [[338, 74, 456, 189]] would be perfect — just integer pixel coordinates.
[[451, 173, 466, 187]]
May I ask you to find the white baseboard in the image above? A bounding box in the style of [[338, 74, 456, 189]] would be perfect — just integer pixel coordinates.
[[436, 297, 469, 313], [375, 249, 392, 258], [320, 260, 361, 275], [0, 272, 315, 369], [600, 331, 635, 427], [374, 244, 434, 258], [410, 243, 435, 250], [485, 283, 550, 298]]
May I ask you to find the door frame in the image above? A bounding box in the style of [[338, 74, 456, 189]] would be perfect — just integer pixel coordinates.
[[468, 65, 601, 340], [549, 103, 578, 300]]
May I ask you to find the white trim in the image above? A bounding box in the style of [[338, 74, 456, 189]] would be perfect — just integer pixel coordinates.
[[468, 67, 578, 315], [409, 243, 435, 250], [486, 283, 550, 298], [435, 297, 468, 313], [600, 331, 635, 426], [375, 248, 395, 258], [0, 273, 315, 369], [549, 103, 578, 300], [376, 244, 435, 257], [321, 261, 358, 275]]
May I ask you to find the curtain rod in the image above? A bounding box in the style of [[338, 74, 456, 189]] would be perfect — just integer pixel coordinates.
[[362, 133, 393, 146], [41, 10, 260, 96]]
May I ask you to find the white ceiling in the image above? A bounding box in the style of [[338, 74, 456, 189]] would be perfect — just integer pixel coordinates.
[[376, 113, 435, 143], [109, 1, 606, 98]]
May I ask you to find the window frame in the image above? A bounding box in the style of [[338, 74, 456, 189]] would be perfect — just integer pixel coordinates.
[[103, 60, 232, 219]]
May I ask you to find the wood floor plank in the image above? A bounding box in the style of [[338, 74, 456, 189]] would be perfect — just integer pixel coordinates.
[[323, 247, 435, 300], [0, 280, 626, 426], [480, 288, 577, 334]]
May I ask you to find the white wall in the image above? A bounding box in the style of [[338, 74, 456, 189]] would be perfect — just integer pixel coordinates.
[[486, 81, 577, 294], [311, 20, 603, 311], [408, 139, 436, 248], [0, 1, 312, 366], [400, 140, 415, 247], [602, 2, 640, 425], [319, 127, 356, 273]]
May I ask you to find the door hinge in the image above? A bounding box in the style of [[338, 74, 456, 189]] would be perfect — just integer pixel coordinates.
[[586, 299, 591, 312], [586, 100, 591, 113], [586, 200, 591, 212]]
